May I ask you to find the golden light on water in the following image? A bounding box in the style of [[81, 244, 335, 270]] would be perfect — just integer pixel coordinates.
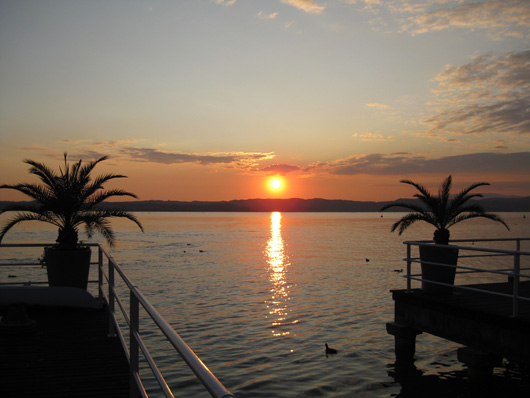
[[265, 211, 296, 337]]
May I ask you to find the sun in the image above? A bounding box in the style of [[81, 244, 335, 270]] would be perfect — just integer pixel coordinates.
[[271, 179, 282, 190], [268, 177, 284, 193]]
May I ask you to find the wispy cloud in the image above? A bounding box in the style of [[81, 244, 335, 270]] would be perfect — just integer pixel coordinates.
[[346, 1, 529, 39], [281, 0, 325, 14], [352, 132, 393, 141], [366, 102, 390, 110], [401, 0, 530, 38], [425, 50, 530, 136], [258, 11, 279, 20], [215, 0, 237, 6], [307, 152, 530, 175]]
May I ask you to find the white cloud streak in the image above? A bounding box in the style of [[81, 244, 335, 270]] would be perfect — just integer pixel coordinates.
[[258, 11, 279, 20], [352, 133, 393, 141], [215, 0, 237, 6], [281, 0, 325, 14], [366, 102, 390, 109]]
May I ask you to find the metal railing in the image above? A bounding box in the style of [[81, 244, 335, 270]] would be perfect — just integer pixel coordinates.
[[0, 243, 234, 398], [402, 238, 530, 317]]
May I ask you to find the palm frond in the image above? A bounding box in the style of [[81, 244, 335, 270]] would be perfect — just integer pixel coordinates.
[[0, 183, 50, 203], [400, 179, 431, 199], [83, 174, 128, 199], [448, 210, 509, 230], [75, 209, 143, 246], [0, 211, 60, 243], [78, 156, 108, 182], [24, 159, 59, 191], [1, 154, 143, 248], [449, 182, 489, 213], [381, 175, 508, 243], [380, 201, 425, 213], [86, 190, 138, 208], [84, 219, 115, 247], [391, 213, 437, 235]]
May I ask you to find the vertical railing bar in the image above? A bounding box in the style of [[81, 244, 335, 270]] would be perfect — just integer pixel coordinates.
[[98, 245, 104, 301], [108, 256, 116, 338], [513, 252, 520, 317], [406, 243, 412, 293], [130, 289, 140, 398]]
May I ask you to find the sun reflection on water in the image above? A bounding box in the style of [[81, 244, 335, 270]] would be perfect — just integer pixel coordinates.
[[265, 212, 296, 337]]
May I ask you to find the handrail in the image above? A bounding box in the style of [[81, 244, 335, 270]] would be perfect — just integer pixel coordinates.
[[0, 243, 234, 398], [402, 238, 530, 317]]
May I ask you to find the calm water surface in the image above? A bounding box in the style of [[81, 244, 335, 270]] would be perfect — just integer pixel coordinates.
[[1, 212, 529, 397]]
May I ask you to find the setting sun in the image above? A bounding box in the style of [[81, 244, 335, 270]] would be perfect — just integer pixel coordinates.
[[267, 177, 285, 194]]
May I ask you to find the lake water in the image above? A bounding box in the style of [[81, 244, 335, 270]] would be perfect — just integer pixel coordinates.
[[1, 211, 529, 397]]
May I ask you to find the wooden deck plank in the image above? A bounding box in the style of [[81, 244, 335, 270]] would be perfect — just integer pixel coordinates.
[[0, 304, 130, 398]]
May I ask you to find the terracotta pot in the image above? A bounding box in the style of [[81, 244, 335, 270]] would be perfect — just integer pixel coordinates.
[[419, 244, 459, 295], [44, 247, 91, 290]]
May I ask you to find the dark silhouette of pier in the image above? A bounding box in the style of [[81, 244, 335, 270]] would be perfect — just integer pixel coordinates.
[[387, 281, 530, 380], [0, 303, 129, 397]]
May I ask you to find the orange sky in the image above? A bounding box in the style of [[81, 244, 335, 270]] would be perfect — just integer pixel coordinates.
[[1, 1, 529, 202]]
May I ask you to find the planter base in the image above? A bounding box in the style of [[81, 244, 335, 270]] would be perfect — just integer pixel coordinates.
[[419, 245, 458, 295], [45, 247, 91, 290]]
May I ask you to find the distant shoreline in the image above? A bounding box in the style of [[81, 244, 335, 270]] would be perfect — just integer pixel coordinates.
[[2, 197, 529, 213]]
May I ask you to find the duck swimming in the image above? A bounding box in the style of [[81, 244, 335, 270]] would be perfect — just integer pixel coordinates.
[[325, 343, 338, 355]]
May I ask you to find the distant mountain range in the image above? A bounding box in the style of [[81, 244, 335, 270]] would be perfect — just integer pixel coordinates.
[[2, 196, 529, 212]]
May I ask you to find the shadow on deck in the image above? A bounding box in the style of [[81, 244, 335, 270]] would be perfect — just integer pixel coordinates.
[[0, 303, 129, 398]]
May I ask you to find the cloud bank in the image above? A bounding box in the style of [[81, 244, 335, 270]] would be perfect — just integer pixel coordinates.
[[402, 0, 530, 38], [120, 147, 274, 169], [308, 152, 530, 175], [426, 50, 530, 136], [348, 0, 529, 39], [259, 164, 302, 175]]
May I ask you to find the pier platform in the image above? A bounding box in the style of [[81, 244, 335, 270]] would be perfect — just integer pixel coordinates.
[[0, 302, 129, 397], [387, 281, 530, 368]]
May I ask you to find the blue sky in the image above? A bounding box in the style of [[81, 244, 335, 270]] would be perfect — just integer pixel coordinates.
[[1, 0, 529, 201]]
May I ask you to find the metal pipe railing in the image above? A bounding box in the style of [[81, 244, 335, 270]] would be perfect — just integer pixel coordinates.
[[97, 245, 234, 398], [403, 238, 530, 317], [0, 243, 234, 398]]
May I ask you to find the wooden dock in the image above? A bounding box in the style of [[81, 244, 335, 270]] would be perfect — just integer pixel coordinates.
[[0, 303, 130, 398], [387, 281, 530, 371]]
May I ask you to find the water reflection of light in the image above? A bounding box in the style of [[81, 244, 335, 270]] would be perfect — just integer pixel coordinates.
[[265, 212, 296, 337]]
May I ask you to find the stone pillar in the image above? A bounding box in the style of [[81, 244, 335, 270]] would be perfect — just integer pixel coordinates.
[[457, 347, 502, 383], [386, 322, 422, 366]]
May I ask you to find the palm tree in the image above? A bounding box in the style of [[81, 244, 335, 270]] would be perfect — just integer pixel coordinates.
[[380, 175, 509, 245], [0, 153, 143, 249]]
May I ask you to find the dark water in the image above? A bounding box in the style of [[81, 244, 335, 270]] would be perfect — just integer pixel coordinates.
[[1, 212, 529, 397]]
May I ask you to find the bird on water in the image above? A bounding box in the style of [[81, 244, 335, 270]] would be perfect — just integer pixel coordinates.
[[325, 343, 338, 355]]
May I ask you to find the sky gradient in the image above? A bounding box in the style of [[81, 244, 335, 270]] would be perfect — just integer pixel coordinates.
[[1, 0, 529, 201]]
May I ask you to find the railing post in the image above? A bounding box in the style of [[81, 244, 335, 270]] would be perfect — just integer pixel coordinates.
[[98, 245, 103, 301], [130, 289, 140, 398], [406, 243, 412, 293], [108, 257, 116, 337], [512, 252, 520, 317]]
